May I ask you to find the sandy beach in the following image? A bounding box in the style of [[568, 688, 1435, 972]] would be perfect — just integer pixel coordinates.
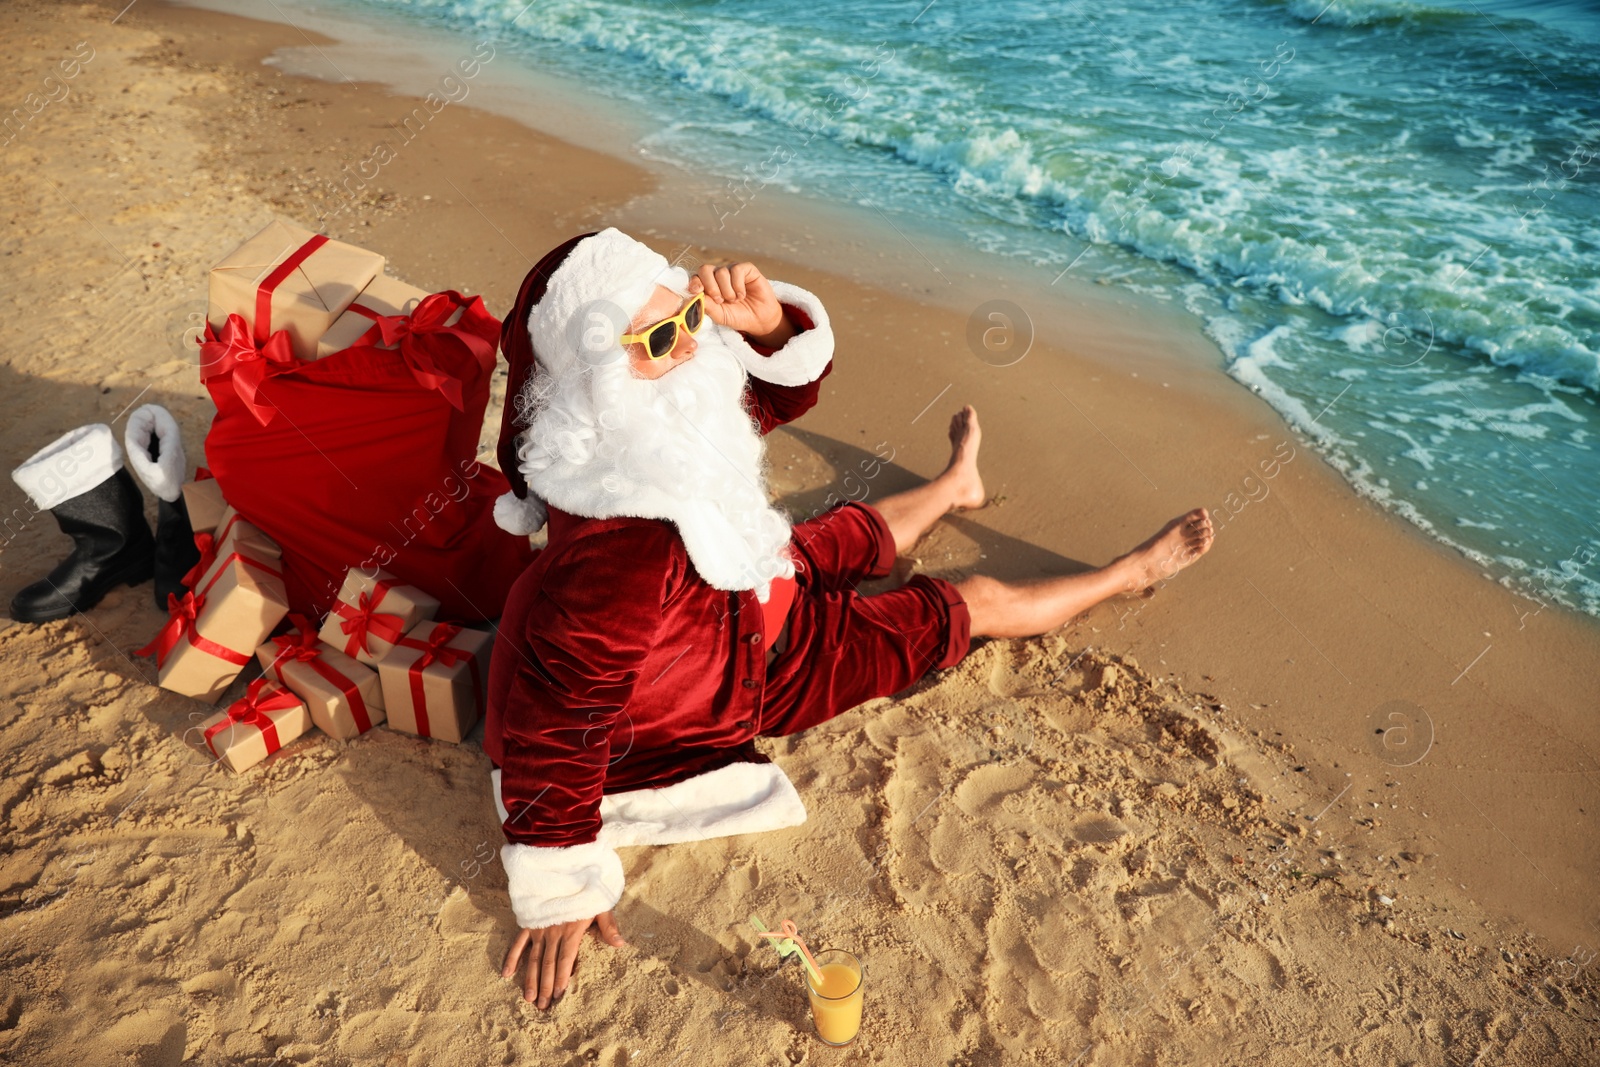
[[1, 1, 1596, 1064]]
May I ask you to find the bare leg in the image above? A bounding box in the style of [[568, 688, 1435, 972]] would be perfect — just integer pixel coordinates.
[[873, 406, 987, 554], [959, 509, 1215, 638]]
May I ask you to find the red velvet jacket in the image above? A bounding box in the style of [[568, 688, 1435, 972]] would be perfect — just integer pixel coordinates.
[[484, 316, 830, 849]]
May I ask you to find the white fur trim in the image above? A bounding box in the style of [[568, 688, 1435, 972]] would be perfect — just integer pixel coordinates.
[[720, 280, 834, 388], [123, 405, 186, 502], [491, 762, 806, 848], [501, 839, 625, 929], [596, 760, 808, 847], [11, 423, 123, 511], [491, 760, 806, 927], [521, 335, 796, 594], [517, 228, 803, 594], [528, 228, 684, 375], [528, 476, 792, 595], [493, 490, 548, 536]]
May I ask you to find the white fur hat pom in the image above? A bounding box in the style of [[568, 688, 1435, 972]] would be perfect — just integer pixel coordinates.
[[494, 490, 548, 536]]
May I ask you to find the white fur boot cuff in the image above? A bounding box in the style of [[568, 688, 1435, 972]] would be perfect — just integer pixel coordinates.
[[11, 423, 124, 512], [124, 404, 187, 503]]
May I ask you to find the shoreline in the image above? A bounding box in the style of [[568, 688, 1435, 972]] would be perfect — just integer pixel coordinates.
[[1, 1, 1597, 1062], [165, 0, 1238, 376]]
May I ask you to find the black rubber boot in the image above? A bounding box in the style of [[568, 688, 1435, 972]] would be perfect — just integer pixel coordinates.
[[154, 494, 201, 607], [9, 467, 156, 623], [122, 403, 199, 609]]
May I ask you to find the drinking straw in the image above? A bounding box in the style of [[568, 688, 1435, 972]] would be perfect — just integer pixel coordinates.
[[749, 915, 824, 985]]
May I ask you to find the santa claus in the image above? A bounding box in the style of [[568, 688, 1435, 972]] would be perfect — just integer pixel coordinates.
[[485, 229, 1214, 1008]]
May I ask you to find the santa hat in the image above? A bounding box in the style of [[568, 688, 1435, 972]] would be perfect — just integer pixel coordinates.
[[492, 228, 685, 536]]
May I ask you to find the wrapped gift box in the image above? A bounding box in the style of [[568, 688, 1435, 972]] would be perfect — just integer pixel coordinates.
[[198, 678, 313, 773], [186, 504, 282, 594], [257, 616, 385, 741], [316, 274, 429, 358], [377, 621, 492, 744], [315, 275, 469, 359], [181, 476, 227, 536], [143, 555, 291, 702], [318, 567, 441, 667], [212, 504, 281, 556], [207, 219, 384, 362]]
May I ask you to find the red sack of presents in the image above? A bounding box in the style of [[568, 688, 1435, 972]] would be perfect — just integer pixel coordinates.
[[200, 284, 533, 622]]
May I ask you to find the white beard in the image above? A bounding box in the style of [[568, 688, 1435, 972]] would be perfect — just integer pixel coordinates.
[[514, 323, 795, 598]]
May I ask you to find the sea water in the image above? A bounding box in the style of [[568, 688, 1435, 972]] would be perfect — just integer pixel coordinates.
[[341, 0, 1599, 617]]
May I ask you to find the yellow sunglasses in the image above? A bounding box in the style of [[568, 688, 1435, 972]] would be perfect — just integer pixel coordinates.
[[620, 292, 706, 359]]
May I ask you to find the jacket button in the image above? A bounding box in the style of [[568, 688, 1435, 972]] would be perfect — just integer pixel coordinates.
[[742, 678, 757, 689], [747, 633, 762, 645], [736, 719, 754, 731]]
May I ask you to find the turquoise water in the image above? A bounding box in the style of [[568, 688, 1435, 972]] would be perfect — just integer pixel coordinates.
[[351, 0, 1599, 616]]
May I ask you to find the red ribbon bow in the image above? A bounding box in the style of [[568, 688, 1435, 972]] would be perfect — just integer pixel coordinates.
[[350, 291, 498, 411], [268, 614, 374, 734], [199, 232, 330, 425], [333, 585, 406, 657], [268, 614, 323, 667], [135, 591, 251, 670], [198, 313, 299, 426], [203, 677, 301, 757], [406, 622, 466, 669], [395, 622, 482, 738], [136, 591, 203, 666], [181, 531, 217, 592]]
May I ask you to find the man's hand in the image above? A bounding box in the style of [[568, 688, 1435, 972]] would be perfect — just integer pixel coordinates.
[[689, 262, 794, 348], [501, 910, 627, 1009]]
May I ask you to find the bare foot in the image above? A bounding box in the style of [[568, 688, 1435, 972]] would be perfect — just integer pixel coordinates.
[[942, 405, 987, 510], [1117, 508, 1214, 594]]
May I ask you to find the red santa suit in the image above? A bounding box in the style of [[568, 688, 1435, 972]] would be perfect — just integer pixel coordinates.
[[484, 230, 970, 930]]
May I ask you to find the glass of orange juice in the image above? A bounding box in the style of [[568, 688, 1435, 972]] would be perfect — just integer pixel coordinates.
[[804, 948, 864, 1046]]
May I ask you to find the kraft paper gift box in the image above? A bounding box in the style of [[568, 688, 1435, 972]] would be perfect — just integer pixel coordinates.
[[377, 621, 492, 744], [212, 504, 281, 556], [318, 567, 441, 667], [316, 274, 428, 358], [198, 678, 313, 774], [207, 219, 384, 363], [181, 476, 227, 536], [142, 555, 291, 703], [257, 617, 386, 741], [186, 504, 282, 594], [315, 274, 470, 359]]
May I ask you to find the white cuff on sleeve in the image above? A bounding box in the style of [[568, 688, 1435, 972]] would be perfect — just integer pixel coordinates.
[[490, 758, 806, 929], [722, 280, 834, 388], [501, 839, 625, 930], [492, 766, 624, 929], [597, 759, 807, 847]]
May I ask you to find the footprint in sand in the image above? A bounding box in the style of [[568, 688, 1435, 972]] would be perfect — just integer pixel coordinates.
[[91, 1009, 186, 1066], [952, 763, 1034, 818], [178, 969, 238, 998], [436, 889, 492, 942], [984, 916, 1096, 1027]]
